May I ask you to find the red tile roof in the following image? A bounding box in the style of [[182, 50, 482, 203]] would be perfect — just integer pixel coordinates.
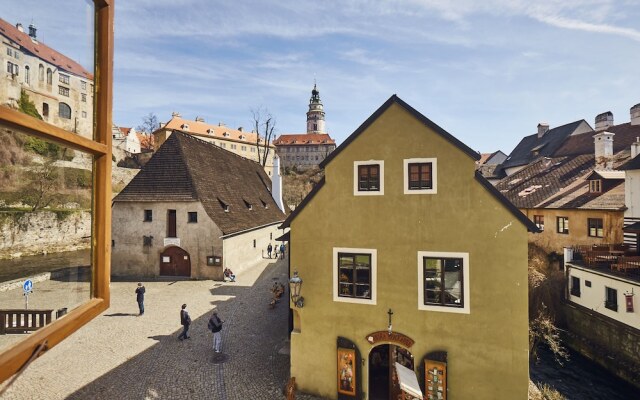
[[273, 133, 335, 146], [0, 18, 93, 80], [119, 127, 132, 137], [160, 116, 269, 146]]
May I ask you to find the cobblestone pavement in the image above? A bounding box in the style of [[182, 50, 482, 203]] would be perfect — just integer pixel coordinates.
[[0, 258, 324, 399]]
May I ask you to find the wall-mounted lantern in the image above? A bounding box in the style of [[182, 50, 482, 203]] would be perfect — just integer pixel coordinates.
[[289, 270, 304, 308]]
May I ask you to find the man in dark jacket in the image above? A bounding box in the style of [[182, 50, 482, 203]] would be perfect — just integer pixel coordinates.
[[207, 309, 224, 352], [135, 283, 145, 315], [178, 304, 191, 340]]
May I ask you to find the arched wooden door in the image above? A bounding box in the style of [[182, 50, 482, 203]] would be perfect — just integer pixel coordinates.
[[160, 246, 191, 277]]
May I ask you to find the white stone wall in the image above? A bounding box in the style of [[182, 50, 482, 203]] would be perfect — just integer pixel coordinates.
[[625, 169, 640, 219], [222, 223, 285, 275], [0, 210, 91, 259], [277, 144, 336, 170], [566, 264, 640, 329], [111, 201, 224, 279]]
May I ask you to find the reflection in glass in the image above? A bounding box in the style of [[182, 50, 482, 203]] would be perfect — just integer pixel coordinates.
[[424, 257, 463, 307], [0, 125, 93, 352], [0, 4, 95, 139]]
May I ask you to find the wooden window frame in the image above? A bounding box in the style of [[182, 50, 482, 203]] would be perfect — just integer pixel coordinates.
[[404, 158, 437, 194], [143, 209, 152, 222], [533, 215, 544, 231], [587, 218, 604, 238], [557, 216, 569, 234], [187, 211, 198, 223], [589, 179, 602, 193], [353, 161, 384, 196], [333, 247, 377, 305], [418, 251, 470, 314], [570, 276, 580, 297], [0, 0, 113, 384], [605, 286, 618, 312]]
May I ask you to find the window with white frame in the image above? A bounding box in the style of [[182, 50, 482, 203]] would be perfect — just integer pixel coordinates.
[[418, 251, 469, 314], [404, 158, 437, 194], [59, 73, 70, 84], [333, 247, 377, 305], [353, 160, 384, 196]]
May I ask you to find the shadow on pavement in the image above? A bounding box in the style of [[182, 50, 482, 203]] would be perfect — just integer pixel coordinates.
[[66, 261, 298, 400]]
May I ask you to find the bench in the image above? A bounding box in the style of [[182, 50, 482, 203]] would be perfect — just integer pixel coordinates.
[[584, 251, 618, 267], [0, 309, 53, 335], [611, 256, 640, 274]]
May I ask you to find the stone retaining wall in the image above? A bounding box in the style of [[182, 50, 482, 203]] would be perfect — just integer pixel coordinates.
[[562, 301, 640, 388], [0, 210, 91, 259]]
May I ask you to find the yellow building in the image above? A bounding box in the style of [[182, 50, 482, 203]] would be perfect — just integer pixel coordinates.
[[282, 95, 537, 399]]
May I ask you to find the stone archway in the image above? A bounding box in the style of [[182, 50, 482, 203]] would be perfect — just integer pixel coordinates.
[[159, 246, 191, 277]]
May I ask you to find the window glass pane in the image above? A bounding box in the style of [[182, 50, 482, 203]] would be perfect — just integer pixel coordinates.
[[0, 126, 93, 354], [424, 258, 442, 304], [443, 258, 462, 306]]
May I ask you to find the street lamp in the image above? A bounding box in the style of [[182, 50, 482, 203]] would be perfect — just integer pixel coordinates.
[[289, 270, 304, 308]]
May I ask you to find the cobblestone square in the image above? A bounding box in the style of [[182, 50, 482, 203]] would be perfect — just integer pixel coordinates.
[[0, 258, 323, 399]]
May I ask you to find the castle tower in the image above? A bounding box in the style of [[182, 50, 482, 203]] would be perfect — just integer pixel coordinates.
[[306, 83, 326, 134]]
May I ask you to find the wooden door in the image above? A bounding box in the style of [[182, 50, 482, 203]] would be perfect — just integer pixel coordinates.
[[160, 246, 191, 277]]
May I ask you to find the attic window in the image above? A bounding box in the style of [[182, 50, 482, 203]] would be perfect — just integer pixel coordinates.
[[243, 199, 253, 210], [589, 179, 602, 193], [207, 128, 214, 135], [181, 124, 189, 130], [260, 198, 269, 209], [239, 134, 246, 140], [218, 198, 230, 213], [223, 132, 230, 137]]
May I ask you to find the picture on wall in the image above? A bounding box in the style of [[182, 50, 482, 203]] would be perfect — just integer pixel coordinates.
[[337, 347, 356, 396]]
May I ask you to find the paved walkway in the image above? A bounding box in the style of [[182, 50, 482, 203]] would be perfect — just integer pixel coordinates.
[[0, 258, 323, 399]]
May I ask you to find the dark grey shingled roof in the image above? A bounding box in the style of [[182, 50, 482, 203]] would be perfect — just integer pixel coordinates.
[[501, 120, 589, 170], [114, 131, 286, 235]]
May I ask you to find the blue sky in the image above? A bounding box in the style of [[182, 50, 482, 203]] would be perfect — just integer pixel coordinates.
[[4, 0, 640, 154]]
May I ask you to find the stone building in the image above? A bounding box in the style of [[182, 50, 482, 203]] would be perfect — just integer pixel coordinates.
[[274, 84, 336, 170], [112, 131, 286, 280], [282, 95, 537, 399], [152, 113, 276, 175], [0, 18, 94, 138], [111, 126, 141, 162]]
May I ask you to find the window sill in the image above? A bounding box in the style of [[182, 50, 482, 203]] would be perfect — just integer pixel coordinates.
[[418, 303, 469, 314]]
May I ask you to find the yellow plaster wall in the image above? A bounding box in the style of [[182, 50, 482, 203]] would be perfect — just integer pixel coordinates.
[[289, 102, 529, 399], [523, 208, 624, 253]]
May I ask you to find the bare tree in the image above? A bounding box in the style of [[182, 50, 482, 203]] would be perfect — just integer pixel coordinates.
[[136, 113, 160, 134], [20, 160, 59, 211], [251, 107, 276, 167]]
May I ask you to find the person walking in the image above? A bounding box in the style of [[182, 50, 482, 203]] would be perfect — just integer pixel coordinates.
[[208, 309, 224, 353], [280, 243, 286, 259], [135, 282, 145, 315], [224, 268, 236, 282], [267, 243, 273, 258], [178, 304, 191, 340]]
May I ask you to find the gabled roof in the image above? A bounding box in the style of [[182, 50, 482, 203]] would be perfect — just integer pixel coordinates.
[[0, 18, 92, 80], [620, 155, 640, 170], [555, 122, 640, 157], [119, 127, 132, 137], [585, 170, 625, 180], [114, 131, 285, 235], [495, 152, 629, 211], [501, 120, 589, 169], [283, 95, 537, 232], [319, 95, 480, 169], [273, 133, 335, 146]]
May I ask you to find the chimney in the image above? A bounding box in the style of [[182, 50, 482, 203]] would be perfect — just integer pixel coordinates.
[[595, 111, 614, 131], [171, 111, 181, 117], [631, 137, 640, 159], [631, 104, 640, 126], [271, 155, 285, 212], [593, 131, 615, 170], [16, 23, 24, 32], [28, 24, 37, 39], [195, 116, 204, 122], [218, 122, 225, 127], [537, 123, 549, 138], [238, 127, 243, 132]]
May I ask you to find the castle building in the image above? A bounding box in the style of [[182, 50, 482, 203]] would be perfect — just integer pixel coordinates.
[[274, 84, 336, 171], [0, 18, 94, 138]]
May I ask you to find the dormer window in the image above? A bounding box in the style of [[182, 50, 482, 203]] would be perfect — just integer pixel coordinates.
[[181, 123, 189, 131], [218, 198, 229, 212], [589, 179, 602, 193], [207, 128, 214, 135], [260, 198, 269, 209], [223, 132, 230, 137], [243, 199, 253, 210], [239, 134, 246, 140]]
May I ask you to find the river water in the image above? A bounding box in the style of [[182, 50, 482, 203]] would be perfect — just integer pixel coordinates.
[[530, 345, 639, 399], [0, 249, 91, 283]]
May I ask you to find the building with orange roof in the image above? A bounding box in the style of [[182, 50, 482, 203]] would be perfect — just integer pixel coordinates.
[[0, 18, 94, 138], [273, 84, 336, 170], [152, 113, 275, 175], [111, 125, 141, 161]]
